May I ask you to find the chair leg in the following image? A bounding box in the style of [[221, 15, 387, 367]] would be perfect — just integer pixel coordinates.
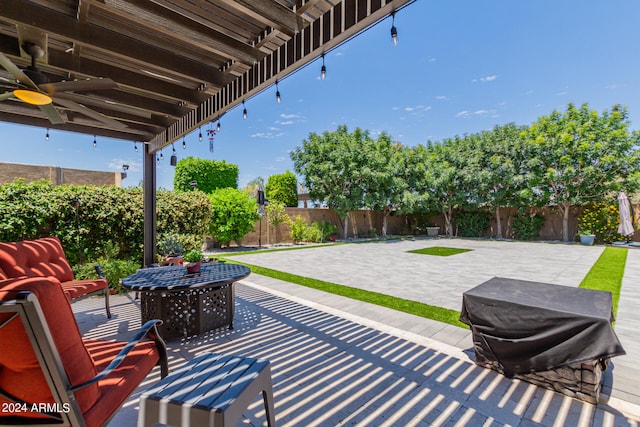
[[262, 388, 276, 427], [104, 288, 112, 319]]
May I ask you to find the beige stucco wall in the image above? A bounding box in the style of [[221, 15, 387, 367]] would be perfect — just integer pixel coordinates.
[[0, 162, 122, 187]]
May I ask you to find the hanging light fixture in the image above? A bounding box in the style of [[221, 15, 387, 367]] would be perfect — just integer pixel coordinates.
[[170, 144, 177, 166], [93, 135, 97, 147], [390, 12, 398, 46], [321, 53, 326, 80], [275, 80, 281, 104], [45, 128, 49, 141], [182, 136, 187, 149], [217, 120, 221, 132], [198, 126, 203, 142], [242, 100, 247, 120], [134, 141, 138, 152]]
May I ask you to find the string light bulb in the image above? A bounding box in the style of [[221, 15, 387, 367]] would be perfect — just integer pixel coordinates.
[[198, 127, 202, 142], [182, 136, 186, 149], [390, 12, 398, 46], [275, 80, 281, 104], [134, 141, 138, 152], [217, 120, 221, 132], [321, 54, 326, 80], [45, 128, 49, 141], [242, 100, 247, 120], [160, 151, 164, 160], [93, 135, 97, 147]]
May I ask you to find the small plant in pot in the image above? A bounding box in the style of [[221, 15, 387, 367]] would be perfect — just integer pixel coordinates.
[[157, 233, 184, 265], [183, 249, 203, 273]]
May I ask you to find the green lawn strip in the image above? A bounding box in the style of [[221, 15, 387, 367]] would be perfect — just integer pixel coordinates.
[[223, 259, 467, 329], [579, 246, 627, 317], [206, 242, 346, 258], [407, 247, 472, 256]]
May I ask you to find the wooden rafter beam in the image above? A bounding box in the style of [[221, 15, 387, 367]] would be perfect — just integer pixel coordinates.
[[0, 0, 234, 87]]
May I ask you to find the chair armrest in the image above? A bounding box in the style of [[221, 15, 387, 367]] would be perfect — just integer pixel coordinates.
[[69, 320, 168, 392]]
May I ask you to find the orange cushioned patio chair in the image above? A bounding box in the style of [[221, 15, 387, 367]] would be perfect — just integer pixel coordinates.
[[0, 236, 111, 318], [0, 276, 168, 427]]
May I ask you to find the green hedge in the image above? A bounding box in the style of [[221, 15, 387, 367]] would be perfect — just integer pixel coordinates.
[[0, 180, 212, 265]]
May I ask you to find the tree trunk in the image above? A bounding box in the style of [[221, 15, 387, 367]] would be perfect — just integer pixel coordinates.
[[382, 207, 389, 237], [496, 207, 503, 239], [561, 203, 571, 242], [342, 214, 349, 240], [443, 208, 453, 237]]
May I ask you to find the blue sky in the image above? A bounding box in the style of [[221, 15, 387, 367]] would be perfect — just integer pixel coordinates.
[[3, 0, 640, 189]]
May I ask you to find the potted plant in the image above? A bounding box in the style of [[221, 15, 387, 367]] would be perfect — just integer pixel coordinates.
[[324, 222, 339, 242], [183, 249, 203, 273], [157, 233, 184, 265], [578, 229, 596, 246]]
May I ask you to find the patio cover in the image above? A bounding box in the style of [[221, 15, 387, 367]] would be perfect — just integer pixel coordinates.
[[460, 277, 625, 376]]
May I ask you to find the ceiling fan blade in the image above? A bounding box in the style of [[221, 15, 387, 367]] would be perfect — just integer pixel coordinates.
[[40, 78, 118, 95], [54, 97, 127, 129], [0, 52, 39, 90], [0, 92, 15, 101], [39, 102, 65, 125]]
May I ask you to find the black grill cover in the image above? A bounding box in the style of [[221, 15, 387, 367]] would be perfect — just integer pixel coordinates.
[[460, 277, 626, 376]]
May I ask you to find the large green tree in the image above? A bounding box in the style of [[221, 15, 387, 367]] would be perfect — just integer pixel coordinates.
[[207, 188, 259, 247], [525, 102, 640, 241], [265, 170, 298, 207], [174, 157, 238, 193], [291, 125, 373, 238]]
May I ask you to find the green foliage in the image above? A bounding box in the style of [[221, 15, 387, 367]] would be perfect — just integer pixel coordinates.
[[157, 232, 185, 256], [174, 157, 238, 193], [455, 210, 491, 237], [303, 224, 322, 243], [0, 180, 210, 264], [265, 201, 289, 229], [265, 171, 298, 207], [73, 242, 139, 293], [578, 203, 624, 244], [207, 188, 259, 247], [288, 215, 307, 244], [525, 103, 640, 241], [183, 249, 203, 262], [511, 208, 545, 240]]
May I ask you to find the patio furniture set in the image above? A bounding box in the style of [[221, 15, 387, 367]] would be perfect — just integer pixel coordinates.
[[0, 236, 628, 425]]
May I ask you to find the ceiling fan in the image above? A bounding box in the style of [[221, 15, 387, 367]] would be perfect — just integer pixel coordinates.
[[0, 42, 126, 129]]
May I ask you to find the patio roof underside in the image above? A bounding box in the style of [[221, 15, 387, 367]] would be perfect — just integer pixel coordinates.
[[0, 0, 412, 153]]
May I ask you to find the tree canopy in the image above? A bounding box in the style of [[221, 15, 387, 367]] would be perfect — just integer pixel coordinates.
[[174, 157, 238, 193], [265, 170, 298, 207]]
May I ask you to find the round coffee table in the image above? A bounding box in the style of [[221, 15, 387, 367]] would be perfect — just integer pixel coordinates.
[[122, 263, 250, 338]]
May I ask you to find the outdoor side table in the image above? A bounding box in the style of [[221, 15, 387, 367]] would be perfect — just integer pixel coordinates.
[[138, 352, 276, 427], [122, 264, 250, 339]]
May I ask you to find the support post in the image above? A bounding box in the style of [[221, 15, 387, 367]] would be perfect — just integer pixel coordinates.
[[143, 145, 157, 267]]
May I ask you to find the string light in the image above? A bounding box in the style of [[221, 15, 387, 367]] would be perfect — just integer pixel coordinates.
[[134, 141, 138, 152], [45, 128, 49, 141], [156, 155, 160, 164], [160, 151, 164, 160], [242, 100, 247, 120], [275, 80, 281, 104], [182, 136, 186, 149], [170, 144, 177, 166], [198, 126, 203, 142], [93, 135, 97, 147], [217, 120, 221, 132], [390, 12, 398, 46], [321, 54, 326, 80]]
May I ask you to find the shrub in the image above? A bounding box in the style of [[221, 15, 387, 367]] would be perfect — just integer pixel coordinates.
[[512, 208, 545, 240], [303, 224, 322, 243], [456, 210, 490, 237], [208, 188, 260, 247], [265, 170, 298, 207], [174, 157, 238, 193], [289, 215, 307, 244], [578, 203, 624, 244]]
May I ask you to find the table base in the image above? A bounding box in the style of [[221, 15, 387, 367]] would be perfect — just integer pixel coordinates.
[[139, 283, 234, 339]]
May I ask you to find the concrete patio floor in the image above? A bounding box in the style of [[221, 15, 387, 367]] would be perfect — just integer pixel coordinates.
[[73, 238, 640, 426]]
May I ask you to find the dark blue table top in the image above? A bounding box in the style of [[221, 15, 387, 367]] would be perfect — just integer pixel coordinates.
[[121, 263, 250, 291]]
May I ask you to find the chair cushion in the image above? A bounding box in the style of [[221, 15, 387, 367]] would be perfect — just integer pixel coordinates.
[[83, 339, 160, 427], [0, 237, 74, 282], [61, 279, 108, 300], [0, 277, 100, 420]]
